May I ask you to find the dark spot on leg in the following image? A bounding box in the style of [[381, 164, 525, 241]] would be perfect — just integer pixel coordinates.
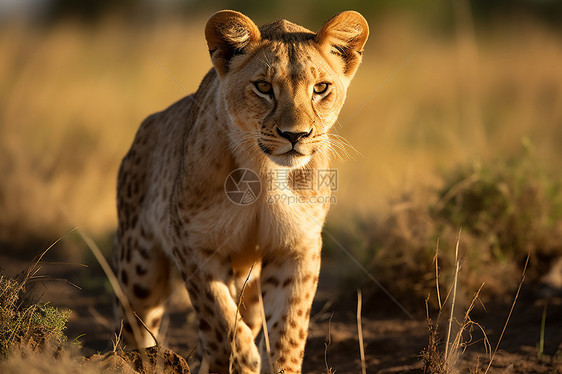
[[264, 277, 279, 287], [215, 329, 223, 342], [204, 304, 215, 317], [173, 247, 185, 265], [251, 359, 259, 369], [120, 270, 128, 286], [138, 246, 150, 259], [188, 281, 200, 295], [208, 342, 219, 352], [135, 264, 147, 276], [282, 278, 293, 287], [199, 319, 211, 331], [133, 284, 151, 299]]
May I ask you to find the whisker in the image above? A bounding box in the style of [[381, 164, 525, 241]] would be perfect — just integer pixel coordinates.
[[229, 132, 260, 156], [327, 133, 363, 160]]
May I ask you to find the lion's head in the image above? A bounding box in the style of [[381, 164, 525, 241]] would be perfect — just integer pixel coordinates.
[[205, 10, 368, 168]]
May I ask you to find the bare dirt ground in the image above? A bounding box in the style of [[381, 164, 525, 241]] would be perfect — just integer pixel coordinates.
[[1, 253, 561, 373]]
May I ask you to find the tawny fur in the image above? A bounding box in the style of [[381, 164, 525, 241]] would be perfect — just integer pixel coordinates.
[[113, 10, 368, 374]]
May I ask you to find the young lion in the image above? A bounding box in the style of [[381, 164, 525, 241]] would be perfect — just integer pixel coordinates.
[[114, 10, 368, 374]]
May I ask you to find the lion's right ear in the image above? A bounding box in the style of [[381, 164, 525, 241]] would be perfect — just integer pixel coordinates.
[[205, 10, 261, 77], [316, 11, 369, 79]]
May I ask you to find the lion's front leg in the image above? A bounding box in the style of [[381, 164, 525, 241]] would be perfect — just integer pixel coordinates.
[[172, 246, 261, 374], [259, 238, 322, 374]]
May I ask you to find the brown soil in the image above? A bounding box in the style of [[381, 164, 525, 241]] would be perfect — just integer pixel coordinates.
[[1, 254, 561, 373], [84, 346, 190, 373]]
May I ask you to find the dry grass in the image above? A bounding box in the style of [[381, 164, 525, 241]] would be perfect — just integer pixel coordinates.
[[421, 235, 533, 374], [356, 290, 366, 374], [422, 236, 491, 374]]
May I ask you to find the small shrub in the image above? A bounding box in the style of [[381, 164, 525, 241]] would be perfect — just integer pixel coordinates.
[[326, 148, 562, 311], [436, 149, 562, 279], [0, 273, 71, 358]]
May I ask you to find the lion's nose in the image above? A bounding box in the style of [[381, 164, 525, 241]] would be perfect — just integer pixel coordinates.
[[276, 127, 313, 145]]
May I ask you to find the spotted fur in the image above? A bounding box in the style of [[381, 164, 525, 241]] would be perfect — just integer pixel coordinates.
[[113, 10, 368, 374]]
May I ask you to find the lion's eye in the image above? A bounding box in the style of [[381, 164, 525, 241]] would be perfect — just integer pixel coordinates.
[[254, 81, 273, 95], [313, 82, 330, 95]]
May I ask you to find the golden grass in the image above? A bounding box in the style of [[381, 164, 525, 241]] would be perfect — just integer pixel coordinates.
[[422, 235, 490, 374], [1, 15, 562, 251]]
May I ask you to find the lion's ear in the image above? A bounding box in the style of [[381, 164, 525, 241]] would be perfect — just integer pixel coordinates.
[[205, 10, 261, 77], [316, 11, 369, 79]]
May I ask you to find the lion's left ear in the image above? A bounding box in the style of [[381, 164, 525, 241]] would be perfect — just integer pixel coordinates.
[[316, 11, 369, 79], [205, 10, 261, 77]]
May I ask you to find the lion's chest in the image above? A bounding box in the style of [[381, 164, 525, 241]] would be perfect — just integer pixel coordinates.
[[183, 189, 325, 257]]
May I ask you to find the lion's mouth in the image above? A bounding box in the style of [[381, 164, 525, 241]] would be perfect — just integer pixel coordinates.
[[282, 149, 304, 157], [268, 149, 311, 168], [257, 137, 313, 167], [257, 140, 307, 157]]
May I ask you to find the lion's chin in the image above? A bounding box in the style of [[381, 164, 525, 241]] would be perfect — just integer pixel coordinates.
[[268, 150, 312, 168]]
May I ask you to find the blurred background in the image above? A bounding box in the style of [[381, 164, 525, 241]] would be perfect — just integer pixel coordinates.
[[1, 0, 562, 302]]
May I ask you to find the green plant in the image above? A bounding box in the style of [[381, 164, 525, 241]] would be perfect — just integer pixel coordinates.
[[0, 273, 71, 358], [436, 146, 562, 264]]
